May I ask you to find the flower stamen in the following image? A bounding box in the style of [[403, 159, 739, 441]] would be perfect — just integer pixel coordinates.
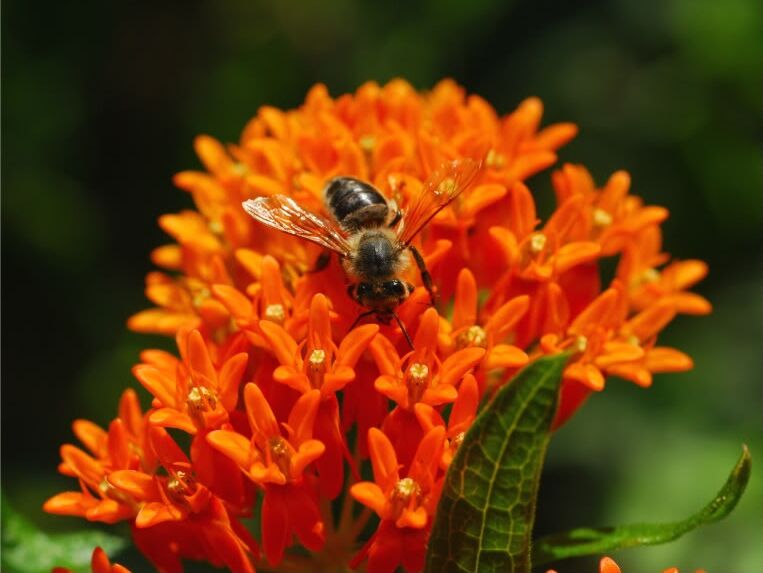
[[264, 303, 286, 324]]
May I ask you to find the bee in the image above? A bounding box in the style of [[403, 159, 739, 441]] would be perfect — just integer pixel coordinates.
[[242, 158, 481, 346]]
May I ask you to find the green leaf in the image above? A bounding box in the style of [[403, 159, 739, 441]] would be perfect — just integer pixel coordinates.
[[426, 353, 569, 573], [533, 444, 752, 565], [1, 497, 127, 573]]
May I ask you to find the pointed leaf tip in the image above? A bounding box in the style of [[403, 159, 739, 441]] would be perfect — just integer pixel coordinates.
[[532, 444, 752, 566]]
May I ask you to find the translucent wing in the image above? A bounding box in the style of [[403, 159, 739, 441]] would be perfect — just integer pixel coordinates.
[[242, 195, 351, 255], [397, 158, 482, 246]]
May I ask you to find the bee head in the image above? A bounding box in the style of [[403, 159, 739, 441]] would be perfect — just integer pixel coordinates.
[[352, 279, 412, 311]]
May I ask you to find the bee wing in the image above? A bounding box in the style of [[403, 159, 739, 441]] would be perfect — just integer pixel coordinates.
[[397, 158, 482, 247], [242, 195, 351, 256]]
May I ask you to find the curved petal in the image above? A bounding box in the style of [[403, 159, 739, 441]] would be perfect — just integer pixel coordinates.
[[244, 383, 279, 438], [367, 428, 399, 492], [484, 344, 529, 370], [337, 324, 379, 368], [452, 268, 478, 330], [206, 430, 252, 471], [350, 482, 388, 518]]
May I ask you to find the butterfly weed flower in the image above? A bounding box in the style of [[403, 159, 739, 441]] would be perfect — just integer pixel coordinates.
[[46, 79, 710, 572]]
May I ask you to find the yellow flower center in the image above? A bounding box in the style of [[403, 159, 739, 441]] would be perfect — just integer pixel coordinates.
[[529, 232, 547, 254], [264, 303, 286, 323], [359, 134, 376, 151], [167, 470, 197, 500], [573, 335, 588, 354], [268, 436, 292, 479], [592, 208, 613, 227], [406, 362, 430, 406], [307, 348, 327, 389], [389, 477, 422, 518], [187, 386, 218, 413], [485, 148, 506, 168], [456, 325, 487, 349]]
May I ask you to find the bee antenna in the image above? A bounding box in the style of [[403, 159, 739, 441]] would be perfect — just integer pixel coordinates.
[[390, 311, 414, 350], [348, 309, 376, 333]]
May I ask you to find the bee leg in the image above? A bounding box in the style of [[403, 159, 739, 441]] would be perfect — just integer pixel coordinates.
[[309, 251, 332, 273], [408, 245, 437, 306]]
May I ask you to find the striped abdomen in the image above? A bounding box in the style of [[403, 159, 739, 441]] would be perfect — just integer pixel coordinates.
[[324, 176, 390, 232]]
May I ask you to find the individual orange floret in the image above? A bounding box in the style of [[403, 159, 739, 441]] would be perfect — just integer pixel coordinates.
[[618, 226, 711, 315], [132, 328, 248, 434], [258, 293, 378, 498], [449, 268, 529, 380], [109, 426, 257, 573], [350, 426, 445, 573], [371, 307, 483, 469], [415, 373, 479, 468], [44, 389, 149, 524], [207, 384, 326, 565], [540, 283, 644, 426], [52, 546, 132, 573], [552, 163, 670, 255]]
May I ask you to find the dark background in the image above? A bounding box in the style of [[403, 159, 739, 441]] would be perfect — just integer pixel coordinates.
[[3, 0, 761, 571]]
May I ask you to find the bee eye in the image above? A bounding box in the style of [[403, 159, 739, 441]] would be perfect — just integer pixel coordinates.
[[357, 283, 372, 298], [384, 280, 406, 297]]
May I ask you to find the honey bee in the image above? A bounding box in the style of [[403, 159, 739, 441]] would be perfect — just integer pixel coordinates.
[[242, 158, 481, 346]]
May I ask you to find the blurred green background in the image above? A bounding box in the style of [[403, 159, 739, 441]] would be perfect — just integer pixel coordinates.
[[3, 0, 761, 571]]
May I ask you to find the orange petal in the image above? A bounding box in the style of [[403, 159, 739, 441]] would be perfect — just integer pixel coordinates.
[[596, 342, 644, 367], [564, 362, 605, 391], [291, 439, 326, 478], [186, 330, 217, 388], [409, 426, 446, 487], [288, 389, 321, 445], [367, 428, 399, 492], [484, 344, 529, 370], [412, 308, 440, 358], [273, 366, 311, 394], [413, 403, 444, 432], [449, 374, 479, 432], [439, 347, 485, 387], [219, 352, 249, 411], [259, 320, 298, 367], [72, 419, 107, 457], [60, 445, 103, 486], [132, 365, 177, 409], [212, 284, 253, 321], [599, 557, 622, 573], [244, 383, 279, 438], [554, 242, 601, 275], [375, 375, 408, 407], [452, 268, 478, 330], [108, 470, 158, 500], [485, 295, 530, 339], [337, 324, 379, 368], [569, 287, 620, 334], [670, 292, 712, 315], [396, 506, 428, 529], [489, 226, 519, 267], [350, 482, 387, 518], [369, 334, 401, 376], [323, 366, 355, 395], [206, 430, 253, 471], [421, 384, 459, 406], [308, 293, 332, 351], [136, 501, 185, 528], [148, 409, 197, 434], [645, 347, 693, 372], [626, 303, 676, 341]]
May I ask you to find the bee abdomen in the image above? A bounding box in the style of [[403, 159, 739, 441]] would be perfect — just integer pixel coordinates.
[[324, 177, 389, 231]]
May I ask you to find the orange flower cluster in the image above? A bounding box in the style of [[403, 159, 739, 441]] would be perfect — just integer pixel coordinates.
[[45, 80, 709, 572]]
